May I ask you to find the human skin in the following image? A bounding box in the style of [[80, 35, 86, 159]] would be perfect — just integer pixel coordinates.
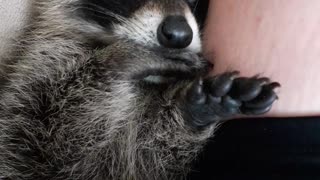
[[203, 0, 320, 117]]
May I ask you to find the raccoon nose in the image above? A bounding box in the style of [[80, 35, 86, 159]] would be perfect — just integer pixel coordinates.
[[157, 16, 193, 49]]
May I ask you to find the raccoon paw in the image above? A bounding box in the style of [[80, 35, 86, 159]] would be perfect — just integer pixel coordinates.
[[183, 71, 280, 128], [228, 76, 280, 115]]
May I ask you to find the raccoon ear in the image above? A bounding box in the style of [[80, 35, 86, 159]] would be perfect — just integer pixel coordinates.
[[191, 0, 209, 31]]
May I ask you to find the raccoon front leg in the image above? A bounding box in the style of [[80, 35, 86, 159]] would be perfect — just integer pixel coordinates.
[[182, 71, 280, 128]]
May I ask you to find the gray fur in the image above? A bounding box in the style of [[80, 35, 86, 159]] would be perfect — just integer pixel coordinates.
[[0, 0, 216, 179]]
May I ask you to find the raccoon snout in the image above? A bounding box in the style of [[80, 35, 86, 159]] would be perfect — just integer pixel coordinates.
[[157, 16, 193, 49]]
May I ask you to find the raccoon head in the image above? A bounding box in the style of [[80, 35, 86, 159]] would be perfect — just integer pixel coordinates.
[[70, 0, 204, 53], [32, 0, 209, 83]]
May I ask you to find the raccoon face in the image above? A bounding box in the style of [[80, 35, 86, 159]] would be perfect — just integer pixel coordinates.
[[74, 0, 202, 53]]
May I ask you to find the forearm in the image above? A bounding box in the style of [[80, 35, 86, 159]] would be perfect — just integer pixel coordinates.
[[204, 0, 320, 117]]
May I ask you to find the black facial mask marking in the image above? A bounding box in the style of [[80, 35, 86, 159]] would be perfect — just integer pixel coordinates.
[[76, 0, 149, 27], [190, 0, 209, 30], [76, 0, 208, 29]]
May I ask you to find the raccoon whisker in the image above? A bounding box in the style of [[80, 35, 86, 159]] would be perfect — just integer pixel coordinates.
[[110, 14, 155, 43], [129, 17, 158, 42], [192, 0, 200, 13], [78, 4, 156, 43], [78, 6, 154, 41], [77, 6, 128, 23], [75, 3, 133, 25]]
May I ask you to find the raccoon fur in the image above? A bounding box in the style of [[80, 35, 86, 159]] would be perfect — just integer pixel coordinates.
[[0, 0, 280, 179]]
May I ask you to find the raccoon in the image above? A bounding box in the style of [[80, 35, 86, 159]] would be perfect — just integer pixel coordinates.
[[0, 0, 280, 179]]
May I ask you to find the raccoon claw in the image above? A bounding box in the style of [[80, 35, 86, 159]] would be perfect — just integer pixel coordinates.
[[229, 76, 270, 101], [205, 71, 239, 97], [186, 78, 206, 104], [183, 72, 280, 128], [240, 82, 280, 115]]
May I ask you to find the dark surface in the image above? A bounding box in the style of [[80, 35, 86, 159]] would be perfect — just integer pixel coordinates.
[[188, 117, 320, 179]]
